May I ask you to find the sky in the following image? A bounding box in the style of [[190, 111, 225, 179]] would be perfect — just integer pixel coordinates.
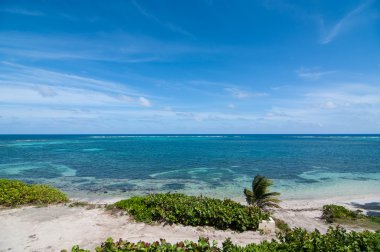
[[0, 0, 379, 134]]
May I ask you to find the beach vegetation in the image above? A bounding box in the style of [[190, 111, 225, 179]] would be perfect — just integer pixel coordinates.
[[244, 175, 281, 210], [322, 204, 380, 230], [69, 201, 90, 208], [322, 204, 363, 223], [273, 217, 291, 232], [69, 201, 97, 209], [112, 193, 269, 232], [70, 226, 380, 252], [0, 178, 68, 207]]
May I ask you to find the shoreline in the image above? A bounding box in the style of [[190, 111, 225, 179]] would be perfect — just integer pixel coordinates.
[[69, 192, 380, 211], [1, 195, 379, 252]]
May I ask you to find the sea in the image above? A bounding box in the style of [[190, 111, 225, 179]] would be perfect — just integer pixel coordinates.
[[0, 134, 379, 201]]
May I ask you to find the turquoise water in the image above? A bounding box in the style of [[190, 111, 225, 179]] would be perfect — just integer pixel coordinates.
[[0, 135, 379, 200]]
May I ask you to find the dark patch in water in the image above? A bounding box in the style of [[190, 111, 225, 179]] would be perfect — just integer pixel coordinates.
[[319, 177, 331, 181], [350, 202, 380, 211], [17, 168, 62, 179], [341, 176, 374, 181], [70, 178, 90, 183], [296, 178, 319, 184], [350, 202, 380, 217], [103, 183, 136, 191], [162, 183, 185, 190], [208, 181, 223, 188]]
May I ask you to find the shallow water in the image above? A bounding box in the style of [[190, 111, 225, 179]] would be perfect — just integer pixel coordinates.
[[0, 134, 379, 200]]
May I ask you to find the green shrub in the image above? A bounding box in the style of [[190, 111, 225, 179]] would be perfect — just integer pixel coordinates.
[[322, 204, 380, 230], [322, 204, 363, 223], [113, 193, 269, 232], [273, 218, 290, 232], [0, 178, 68, 207], [274, 227, 380, 251], [70, 226, 380, 252]]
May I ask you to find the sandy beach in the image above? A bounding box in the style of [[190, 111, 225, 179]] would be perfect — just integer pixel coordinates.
[[1, 195, 379, 252]]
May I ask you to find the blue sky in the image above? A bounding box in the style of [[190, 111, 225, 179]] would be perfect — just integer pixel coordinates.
[[0, 0, 379, 133]]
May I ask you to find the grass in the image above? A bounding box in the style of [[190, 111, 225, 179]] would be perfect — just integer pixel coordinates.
[[0, 178, 68, 207], [322, 204, 380, 231], [113, 193, 270, 232]]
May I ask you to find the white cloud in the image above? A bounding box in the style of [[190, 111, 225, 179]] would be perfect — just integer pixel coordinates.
[[296, 68, 336, 80], [1, 82, 380, 133], [259, 83, 380, 132], [35, 85, 58, 97], [225, 88, 250, 99], [0, 31, 221, 64], [1, 61, 379, 133], [139, 97, 152, 107], [320, 0, 374, 44], [322, 101, 337, 109], [225, 88, 267, 99], [0, 62, 154, 109], [0, 84, 132, 107], [305, 83, 380, 106], [131, 0, 194, 38], [1, 8, 44, 16]]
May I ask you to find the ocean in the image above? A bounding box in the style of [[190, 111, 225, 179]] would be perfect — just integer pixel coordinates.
[[0, 134, 379, 200]]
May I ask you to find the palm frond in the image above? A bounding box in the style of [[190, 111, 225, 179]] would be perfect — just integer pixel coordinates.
[[244, 175, 281, 209], [260, 201, 281, 208], [243, 188, 254, 205], [260, 197, 281, 203], [262, 192, 281, 198]]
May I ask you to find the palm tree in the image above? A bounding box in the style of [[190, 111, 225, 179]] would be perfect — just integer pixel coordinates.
[[244, 175, 281, 209]]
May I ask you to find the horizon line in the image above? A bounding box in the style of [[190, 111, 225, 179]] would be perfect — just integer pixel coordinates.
[[1, 133, 379, 136]]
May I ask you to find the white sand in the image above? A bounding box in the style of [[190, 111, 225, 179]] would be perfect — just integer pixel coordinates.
[[0, 206, 273, 252], [273, 195, 380, 232], [1, 195, 379, 252]]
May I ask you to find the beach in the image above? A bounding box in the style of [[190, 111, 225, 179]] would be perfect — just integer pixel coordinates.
[[2, 0, 380, 250], [1, 195, 379, 252], [1, 135, 380, 251]]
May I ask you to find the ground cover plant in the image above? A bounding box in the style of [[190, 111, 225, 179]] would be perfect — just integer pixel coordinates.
[[69, 226, 380, 252], [0, 178, 68, 207], [113, 193, 269, 232], [322, 204, 380, 230]]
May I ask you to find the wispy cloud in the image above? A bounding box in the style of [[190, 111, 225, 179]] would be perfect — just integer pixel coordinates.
[[225, 87, 267, 99], [180, 80, 269, 100], [1, 8, 44, 16], [0, 32, 221, 63], [166, 23, 195, 38], [296, 68, 336, 81], [1, 76, 379, 133], [131, 0, 195, 38], [261, 82, 380, 132], [0, 62, 153, 109], [320, 0, 374, 44], [225, 88, 251, 99], [305, 83, 380, 106], [0, 32, 163, 63], [321, 101, 337, 109]]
